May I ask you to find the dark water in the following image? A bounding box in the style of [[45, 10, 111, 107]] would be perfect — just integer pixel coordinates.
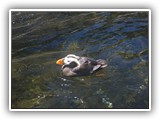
[[11, 11, 149, 109]]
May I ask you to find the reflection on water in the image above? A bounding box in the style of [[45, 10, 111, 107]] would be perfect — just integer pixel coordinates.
[[11, 11, 149, 109]]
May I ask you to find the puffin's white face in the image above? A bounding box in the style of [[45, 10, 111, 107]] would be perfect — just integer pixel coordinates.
[[64, 57, 75, 65], [56, 54, 80, 66], [64, 54, 80, 65]]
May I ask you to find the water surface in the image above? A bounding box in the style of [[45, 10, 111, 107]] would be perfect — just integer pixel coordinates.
[[11, 11, 149, 109]]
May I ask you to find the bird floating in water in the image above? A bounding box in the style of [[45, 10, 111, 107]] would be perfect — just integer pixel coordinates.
[[56, 54, 107, 76]]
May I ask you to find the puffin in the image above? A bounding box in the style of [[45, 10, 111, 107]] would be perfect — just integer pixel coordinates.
[[56, 54, 107, 76]]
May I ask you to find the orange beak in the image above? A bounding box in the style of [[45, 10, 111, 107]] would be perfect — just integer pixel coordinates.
[[56, 58, 64, 65]]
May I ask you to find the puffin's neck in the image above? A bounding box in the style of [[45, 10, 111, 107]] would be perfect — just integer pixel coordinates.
[[62, 58, 80, 70], [72, 59, 81, 67]]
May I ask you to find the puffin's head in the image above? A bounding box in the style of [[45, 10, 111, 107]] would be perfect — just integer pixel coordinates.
[[56, 54, 80, 66]]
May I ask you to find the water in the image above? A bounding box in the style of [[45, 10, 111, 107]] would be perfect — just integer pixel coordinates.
[[11, 11, 149, 109]]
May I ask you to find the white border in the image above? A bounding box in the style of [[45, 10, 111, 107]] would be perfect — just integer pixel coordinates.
[[9, 9, 151, 111]]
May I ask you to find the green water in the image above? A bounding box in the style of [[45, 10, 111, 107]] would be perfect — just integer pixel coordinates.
[[11, 11, 149, 109]]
